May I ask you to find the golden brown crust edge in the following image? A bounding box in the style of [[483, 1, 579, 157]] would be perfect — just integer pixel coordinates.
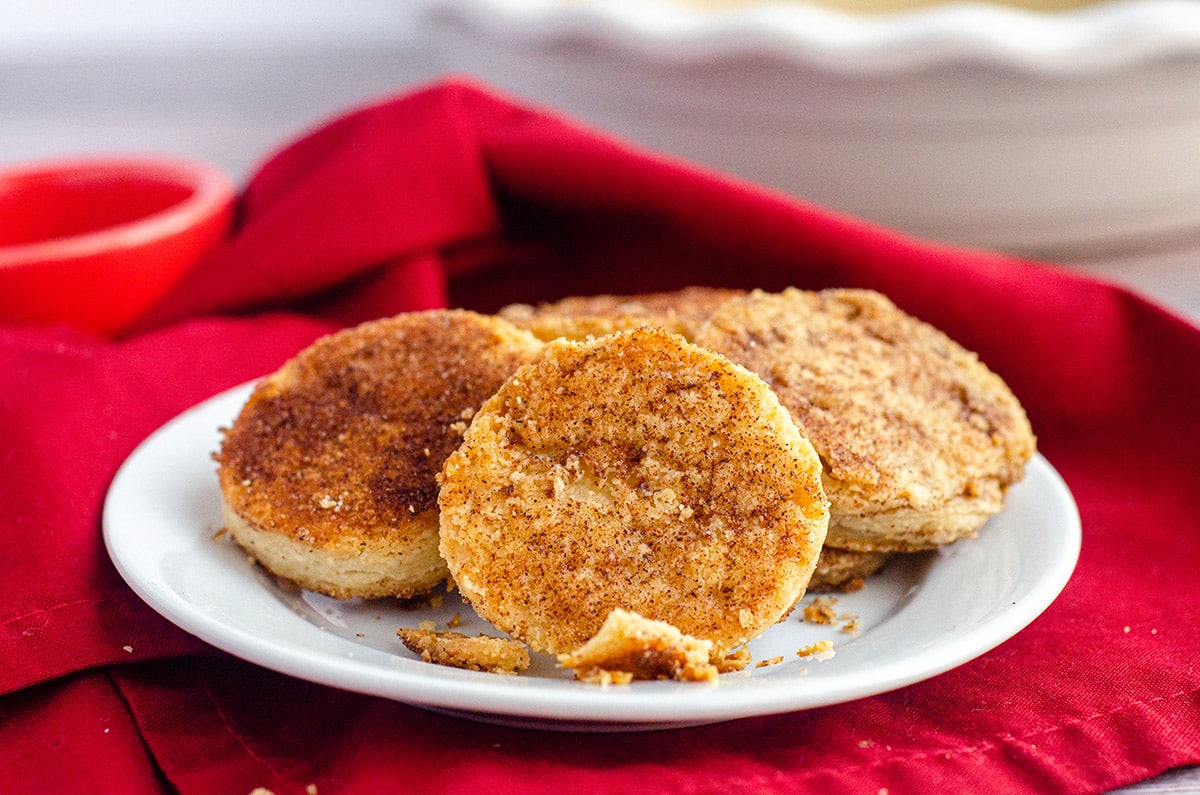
[[498, 286, 746, 342], [808, 546, 891, 592]]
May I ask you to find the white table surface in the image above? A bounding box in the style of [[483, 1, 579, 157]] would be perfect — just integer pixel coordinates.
[[2, 2, 1196, 791]]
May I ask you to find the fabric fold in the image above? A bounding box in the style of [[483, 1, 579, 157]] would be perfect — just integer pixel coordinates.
[[137, 82, 503, 328], [0, 671, 166, 794], [0, 316, 333, 696]]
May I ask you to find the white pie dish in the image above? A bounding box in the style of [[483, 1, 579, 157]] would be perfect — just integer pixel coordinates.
[[417, 0, 1200, 259]]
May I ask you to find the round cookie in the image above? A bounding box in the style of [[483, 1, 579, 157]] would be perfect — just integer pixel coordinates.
[[217, 309, 544, 599], [437, 326, 829, 656], [498, 286, 744, 342], [695, 288, 1036, 552]]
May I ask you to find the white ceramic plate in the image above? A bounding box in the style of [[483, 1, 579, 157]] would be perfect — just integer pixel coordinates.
[[104, 382, 1080, 731]]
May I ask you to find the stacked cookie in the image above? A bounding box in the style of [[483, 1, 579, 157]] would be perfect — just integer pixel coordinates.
[[216, 287, 1034, 675], [502, 287, 1036, 589]]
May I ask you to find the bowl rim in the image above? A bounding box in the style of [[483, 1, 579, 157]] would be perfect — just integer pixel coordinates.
[[0, 155, 235, 269], [416, 0, 1200, 75]]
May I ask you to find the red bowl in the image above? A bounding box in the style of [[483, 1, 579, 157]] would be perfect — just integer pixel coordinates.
[[0, 156, 235, 336]]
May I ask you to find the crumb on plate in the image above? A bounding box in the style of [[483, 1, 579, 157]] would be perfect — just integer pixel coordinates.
[[557, 608, 719, 683], [397, 628, 530, 674]]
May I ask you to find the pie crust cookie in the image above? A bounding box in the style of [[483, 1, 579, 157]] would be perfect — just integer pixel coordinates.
[[437, 326, 829, 656], [216, 310, 544, 599], [695, 288, 1036, 552]]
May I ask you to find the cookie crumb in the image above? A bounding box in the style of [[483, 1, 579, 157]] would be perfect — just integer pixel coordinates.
[[797, 640, 836, 661], [802, 596, 838, 625], [557, 609, 719, 683], [578, 668, 635, 686], [716, 647, 753, 673], [398, 628, 530, 674]]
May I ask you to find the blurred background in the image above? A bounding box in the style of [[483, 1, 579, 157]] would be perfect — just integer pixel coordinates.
[[0, 0, 436, 179], [2, 0, 1198, 324]]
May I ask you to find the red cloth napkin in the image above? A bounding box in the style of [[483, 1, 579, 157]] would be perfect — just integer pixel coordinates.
[[3, 79, 1199, 795]]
